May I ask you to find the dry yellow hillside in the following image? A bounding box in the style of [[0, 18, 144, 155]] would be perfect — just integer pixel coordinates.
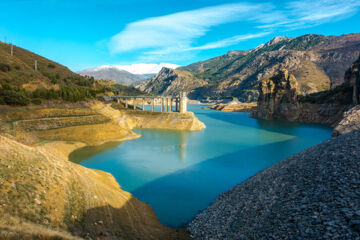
[[0, 136, 188, 239], [0, 102, 204, 239]]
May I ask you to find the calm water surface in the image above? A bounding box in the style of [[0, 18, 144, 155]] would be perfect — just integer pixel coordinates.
[[70, 105, 331, 227]]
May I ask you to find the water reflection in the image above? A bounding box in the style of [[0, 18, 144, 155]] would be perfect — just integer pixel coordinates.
[[177, 131, 188, 162], [135, 128, 190, 163]]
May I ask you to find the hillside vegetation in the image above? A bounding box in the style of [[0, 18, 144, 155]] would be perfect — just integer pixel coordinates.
[[0, 41, 143, 106]]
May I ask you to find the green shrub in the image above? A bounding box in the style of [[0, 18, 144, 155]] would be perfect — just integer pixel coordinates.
[[47, 63, 56, 68], [0, 63, 11, 72], [31, 98, 42, 105], [0, 89, 30, 106]]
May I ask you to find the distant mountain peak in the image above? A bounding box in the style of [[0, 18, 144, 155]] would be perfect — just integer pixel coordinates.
[[85, 63, 180, 75], [266, 36, 291, 46]]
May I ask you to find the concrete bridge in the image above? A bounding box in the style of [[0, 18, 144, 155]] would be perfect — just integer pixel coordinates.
[[109, 92, 188, 113]]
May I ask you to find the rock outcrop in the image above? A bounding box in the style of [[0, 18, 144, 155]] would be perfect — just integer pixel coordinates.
[[251, 68, 352, 126], [253, 69, 299, 120], [332, 57, 360, 136], [205, 102, 257, 112], [188, 130, 360, 239], [333, 105, 360, 136]]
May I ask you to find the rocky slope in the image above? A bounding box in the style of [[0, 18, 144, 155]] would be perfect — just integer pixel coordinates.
[[141, 33, 360, 101], [188, 129, 360, 239], [333, 105, 360, 136], [137, 67, 207, 96]]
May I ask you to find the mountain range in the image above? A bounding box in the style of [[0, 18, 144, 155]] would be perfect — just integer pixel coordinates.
[[139, 33, 360, 101], [78, 63, 179, 86]]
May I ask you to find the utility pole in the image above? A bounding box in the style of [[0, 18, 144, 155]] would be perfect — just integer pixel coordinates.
[[10, 44, 13, 56], [34, 60, 38, 71]]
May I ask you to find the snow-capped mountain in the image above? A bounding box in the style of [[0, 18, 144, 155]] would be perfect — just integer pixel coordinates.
[[77, 63, 180, 86]]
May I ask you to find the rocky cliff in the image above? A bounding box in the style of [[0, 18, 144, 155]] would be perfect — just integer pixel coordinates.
[[253, 69, 299, 120], [251, 68, 352, 126], [140, 33, 360, 101], [345, 55, 360, 104], [137, 67, 207, 96], [332, 56, 360, 136]]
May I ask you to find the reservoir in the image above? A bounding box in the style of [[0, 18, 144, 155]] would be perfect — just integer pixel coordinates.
[[69, 105, 332, 227]]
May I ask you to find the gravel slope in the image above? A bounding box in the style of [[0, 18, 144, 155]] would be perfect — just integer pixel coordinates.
[[188, 130, 360, 239]]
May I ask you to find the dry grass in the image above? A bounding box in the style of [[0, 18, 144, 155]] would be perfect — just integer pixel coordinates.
[[36, 122, 138, 145], [0, 134, 188, 239], [3, 108, 98, 121], [14, 115, 110, 131]]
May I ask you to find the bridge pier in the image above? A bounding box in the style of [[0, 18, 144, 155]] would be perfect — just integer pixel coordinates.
[[151, 98, 154, 112], [161, 98, 164, 112], [179, 92, 187, 113], [169, 98, 172, 112], [133, 98, 136, 110], [142, 98, 145, 111], [125, 98, 128, 108]]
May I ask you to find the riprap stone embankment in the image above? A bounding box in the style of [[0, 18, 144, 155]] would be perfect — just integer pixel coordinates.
[[188, 130, 360, 239]]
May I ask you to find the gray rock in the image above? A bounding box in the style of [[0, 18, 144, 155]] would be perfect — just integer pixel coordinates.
[[188, 130, 360, 239]]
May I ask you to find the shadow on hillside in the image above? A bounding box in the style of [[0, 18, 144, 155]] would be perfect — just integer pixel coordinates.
[[69, 141, 124, 163], [67, 199, 190, 240]]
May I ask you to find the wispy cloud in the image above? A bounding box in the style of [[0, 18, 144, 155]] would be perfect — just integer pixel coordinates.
[[109, 2, 276, 54], [257, 0, 360, 29], [108, 0, 360, 62], [187, 32, 271, 51]]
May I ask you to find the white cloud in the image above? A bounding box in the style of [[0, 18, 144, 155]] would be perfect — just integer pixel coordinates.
[[108, 0, 360, 62], [109, 2, 275, 54], [187, 32, 271, 51], [264, 0, 360, 29], [287, 0, 360, 22]]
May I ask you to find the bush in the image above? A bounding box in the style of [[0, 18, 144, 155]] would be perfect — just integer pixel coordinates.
[[0, 63, 11, 72], [14, 65, 21, 70], [31, 98, 42, 105], [0, 89, 30, 106], [47, 63, 56, 68]]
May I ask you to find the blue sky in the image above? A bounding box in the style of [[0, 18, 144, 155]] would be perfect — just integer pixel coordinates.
[[1, 0, 360, 71]]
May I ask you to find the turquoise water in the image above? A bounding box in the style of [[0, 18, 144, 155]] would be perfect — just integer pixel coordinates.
[[69, 105, 332, 227]]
